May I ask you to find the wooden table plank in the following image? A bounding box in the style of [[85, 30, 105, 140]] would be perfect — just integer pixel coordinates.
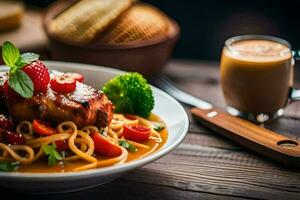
[[3, 180, 249, 200], [124, 134, 300, 200]]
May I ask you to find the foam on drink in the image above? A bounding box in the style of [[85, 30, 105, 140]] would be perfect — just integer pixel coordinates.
[[224, 40, 291, 62]]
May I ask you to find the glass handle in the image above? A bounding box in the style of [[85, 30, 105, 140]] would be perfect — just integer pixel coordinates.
[[292, 50, 300, 60], [290, 88, 300, 101], [290, 51, 300, 101]]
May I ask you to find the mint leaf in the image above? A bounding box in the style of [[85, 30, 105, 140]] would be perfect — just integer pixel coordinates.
[[15, 53, 39, 68], [2, 41, 20, 67], [43, 144, 62, 166], [119, 140, 138, 152], [8, 70, 34, 98], [0, 161, 20, 172]]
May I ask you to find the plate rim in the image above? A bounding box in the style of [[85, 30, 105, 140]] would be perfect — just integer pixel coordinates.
[[0, 61, 189, 181]]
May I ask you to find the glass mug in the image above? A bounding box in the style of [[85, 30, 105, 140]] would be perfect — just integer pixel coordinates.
[[220, 35, 300, 123]]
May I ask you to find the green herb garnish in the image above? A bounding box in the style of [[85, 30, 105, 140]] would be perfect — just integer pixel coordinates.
[[8, 70, 34, 98], [43, 144, 63, 166], [119, 140, 138, 153], [153, 123, 164, 131], [1, 41, 39, 98], [0, 161, 20, 172], [15, 53, 40, 69]]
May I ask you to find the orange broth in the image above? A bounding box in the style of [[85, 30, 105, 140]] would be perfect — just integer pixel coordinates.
[[18, 114, 168, 173]]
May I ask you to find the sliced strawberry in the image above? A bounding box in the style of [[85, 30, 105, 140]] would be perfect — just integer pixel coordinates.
[[22, 60, 50, 93], [50, 74, 76, 94], [65, 72, 84, 83]]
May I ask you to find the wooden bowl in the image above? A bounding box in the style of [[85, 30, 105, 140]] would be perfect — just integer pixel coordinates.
[[43, 1, 180, 77]]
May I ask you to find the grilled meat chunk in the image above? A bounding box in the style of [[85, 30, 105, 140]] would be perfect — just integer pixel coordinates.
[[6, 80, 114, 128]]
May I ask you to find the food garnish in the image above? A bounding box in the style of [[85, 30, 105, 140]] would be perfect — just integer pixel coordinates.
[[32, 119, 57, 136], [22, 60, 50, 93], [102, 72, 154, 118], [92, 132, 122, 157], [119, 140, 138, 153], [1, 41, 50, 98], [153, 122, 164, 131], [0, 161, 19, 172], [50, 73, 77, 94], [65, 72, 84, 83], [43, 144, 63, 167], [123, 125, 151, 142]]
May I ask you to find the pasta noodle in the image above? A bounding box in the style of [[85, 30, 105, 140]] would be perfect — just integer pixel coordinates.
[[0, 114, 165, 172]]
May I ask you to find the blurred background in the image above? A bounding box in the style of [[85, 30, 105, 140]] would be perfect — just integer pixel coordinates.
[[22, 0, 300, 60]]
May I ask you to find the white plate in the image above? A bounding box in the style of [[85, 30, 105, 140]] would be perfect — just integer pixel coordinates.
[[0, 61, 189, 193]]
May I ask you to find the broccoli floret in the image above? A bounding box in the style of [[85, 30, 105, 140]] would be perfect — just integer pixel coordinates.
[[102, 72, 154, 118]]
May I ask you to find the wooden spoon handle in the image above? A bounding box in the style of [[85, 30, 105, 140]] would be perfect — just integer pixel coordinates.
[[191, 107, 300, 167]]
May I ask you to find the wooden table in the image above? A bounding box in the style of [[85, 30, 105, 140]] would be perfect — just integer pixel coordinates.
[[1, 60, 300, 200]]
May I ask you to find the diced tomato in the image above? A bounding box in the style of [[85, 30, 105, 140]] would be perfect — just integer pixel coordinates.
[[65, 72, 84, 83], [122, 125, 151, 142], [92, 132, 122, 157], [124, 114, 137, 120], [55, 140, 68, 152], [50, 74, 76, 94], [32, 120, 57, 136]]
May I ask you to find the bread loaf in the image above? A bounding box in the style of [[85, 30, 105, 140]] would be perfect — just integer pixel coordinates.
[[98, 4, 169, 45], [49, 0, 135, 44]]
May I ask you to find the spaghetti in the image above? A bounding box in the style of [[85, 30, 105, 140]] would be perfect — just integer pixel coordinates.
[[0, 114, 166, 172]]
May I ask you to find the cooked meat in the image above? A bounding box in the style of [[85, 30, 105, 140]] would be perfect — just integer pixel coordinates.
[[6, 78, 114, 129], [0, 72, 8, 114]]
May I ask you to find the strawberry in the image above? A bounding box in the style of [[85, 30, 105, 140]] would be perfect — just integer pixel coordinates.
[[22, 60, 50, 93], [50, 74, 76, 94], [1, 41, 48, 98]]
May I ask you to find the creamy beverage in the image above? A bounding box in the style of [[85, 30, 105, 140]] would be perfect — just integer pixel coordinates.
[[221, 36, 294, 120]]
